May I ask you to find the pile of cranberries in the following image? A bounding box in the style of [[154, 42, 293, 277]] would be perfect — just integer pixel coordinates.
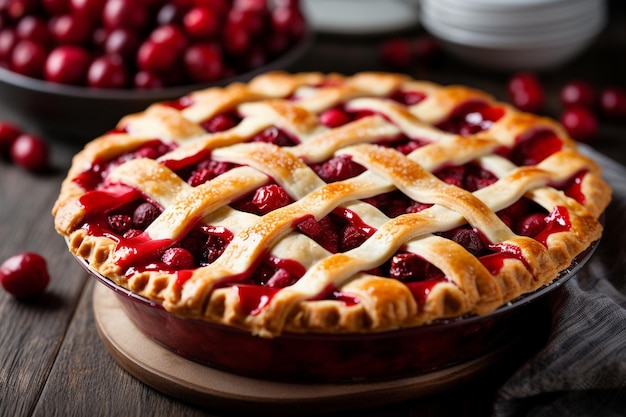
[[0, 119, 49, 171], [507, 72, 626, 143], [0, 0, 307, 89]]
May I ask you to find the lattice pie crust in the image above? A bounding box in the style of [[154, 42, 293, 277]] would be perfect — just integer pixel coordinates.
[[53, 72, 611, 337]]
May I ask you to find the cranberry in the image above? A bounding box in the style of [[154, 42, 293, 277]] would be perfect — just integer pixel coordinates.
[[251, 126, 294, 146], [156, 3, 182, 25], [0, 252, 50, 298], [137, 39, 180, 74], [44, 45, 91, 85], [379, 38, 413, 69], [560, 106, 598, 142], [3, 0, 39, 20], [560, 80, 595, 108], [188, 160, 232, 185], [221, 21, 249, 56], [437, 101, 504, 135], [391, 90, 427, 106], [10, 134, 49, 172], [295, 216, 338, 253], [15, 16, 51, 46], [510, 129, 563, 166], [228, 8, 266, 35], [251, 184, 292, 214], [339, 223, 369, 251], [49, 13, 92, 45], [183, 43, 223, 82], [10, 39, 47, 78], [104, 28, 141, 62], [107, 214, 133, 235], [389, 252, 433, 282], [150, 24, 188, 51], [266, 268, 297, 288], [314, 155, 365, 183], [202, 234, 228, 264], [0, 121, 22, 159], [87, 55, 129, 88], [319, 108, 351, 128], [133, 201, 161, 229], [0, 29, 17, 61], [436, 165, 464, 188], [161, 247, 195, 269], [70, 0, 106, 20], [103, 0, 149, 31], [599, 87, 626, 119], [202, 113, 239, 132], [507, 72, 544, 113], [447, 228, 484, 256], [184, 6, 220, 39], [516, 213, 546, 237], [271, 6, 306, 40]]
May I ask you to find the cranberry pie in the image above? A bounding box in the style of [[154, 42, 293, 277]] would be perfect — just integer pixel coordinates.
[[53, 72, 611, 338]]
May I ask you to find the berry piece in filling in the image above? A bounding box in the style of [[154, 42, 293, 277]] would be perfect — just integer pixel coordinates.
[[312, 155, 366, 183], [436, 100, 504, 135], [132, 202, 161, 230], [508, 128, 563, 166]]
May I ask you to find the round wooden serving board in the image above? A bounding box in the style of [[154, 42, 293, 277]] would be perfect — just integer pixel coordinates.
[[92, 282, 506, 415]]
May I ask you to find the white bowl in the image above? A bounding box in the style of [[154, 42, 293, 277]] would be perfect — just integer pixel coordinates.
[[420, 0, 606, 71], [422, 0, 601, 33], [422, 5, 605, 47], [433, 33, 599, 71]]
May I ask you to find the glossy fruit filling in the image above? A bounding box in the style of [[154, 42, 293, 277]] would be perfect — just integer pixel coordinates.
[[74, 95, 577, 313]]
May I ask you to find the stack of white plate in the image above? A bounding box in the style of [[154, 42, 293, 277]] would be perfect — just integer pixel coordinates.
[[420, 0, 607, 71]]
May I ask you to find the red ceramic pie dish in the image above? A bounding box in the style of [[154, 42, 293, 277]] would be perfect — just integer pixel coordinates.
[[75, 241, 597, 383]]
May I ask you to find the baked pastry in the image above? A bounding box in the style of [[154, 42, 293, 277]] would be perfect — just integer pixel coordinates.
[[53, 71, 611, 338]]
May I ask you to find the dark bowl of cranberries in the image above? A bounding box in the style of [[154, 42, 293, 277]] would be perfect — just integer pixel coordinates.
[[0, 0, 312, 140], [74, 239, 598, 383]]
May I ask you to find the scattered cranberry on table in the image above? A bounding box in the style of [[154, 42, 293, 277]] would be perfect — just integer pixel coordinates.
[[0, 120, 49, 172], [559, 80, 596, 108], [0, 0, 307, 89], [0, 120, 21, 159], [560, 106, 598, 143], [599, 87, 626, 119], [10, 133, 49, 171], [507, 72, 544, 113], [0, 252, 51, 299]]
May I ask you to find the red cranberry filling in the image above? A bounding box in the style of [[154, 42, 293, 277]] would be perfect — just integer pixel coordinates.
[[251, 126, 298, 146], [73, 139, 174, 190], [508, 128, 563, 166], [200, 112, 242, 133], [163, 95, 195, 111], [186, 159, 238, 186], [436, 100, 505, 135], [435, 163, 498, 192], [294, 215, 339, 253], [231, 183, 293, 215], [311, 154, 366, 183], [389, 89, 427, 106]]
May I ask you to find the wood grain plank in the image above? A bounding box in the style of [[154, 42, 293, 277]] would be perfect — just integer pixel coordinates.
[[0, 145, 89, 417], [31, 279, 213, 417]]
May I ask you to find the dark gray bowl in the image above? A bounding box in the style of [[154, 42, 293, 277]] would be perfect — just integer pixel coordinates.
[[0, 33, 313, 143]]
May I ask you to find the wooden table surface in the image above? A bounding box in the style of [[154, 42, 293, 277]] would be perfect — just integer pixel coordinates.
[[1, 3, 625, 416]]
